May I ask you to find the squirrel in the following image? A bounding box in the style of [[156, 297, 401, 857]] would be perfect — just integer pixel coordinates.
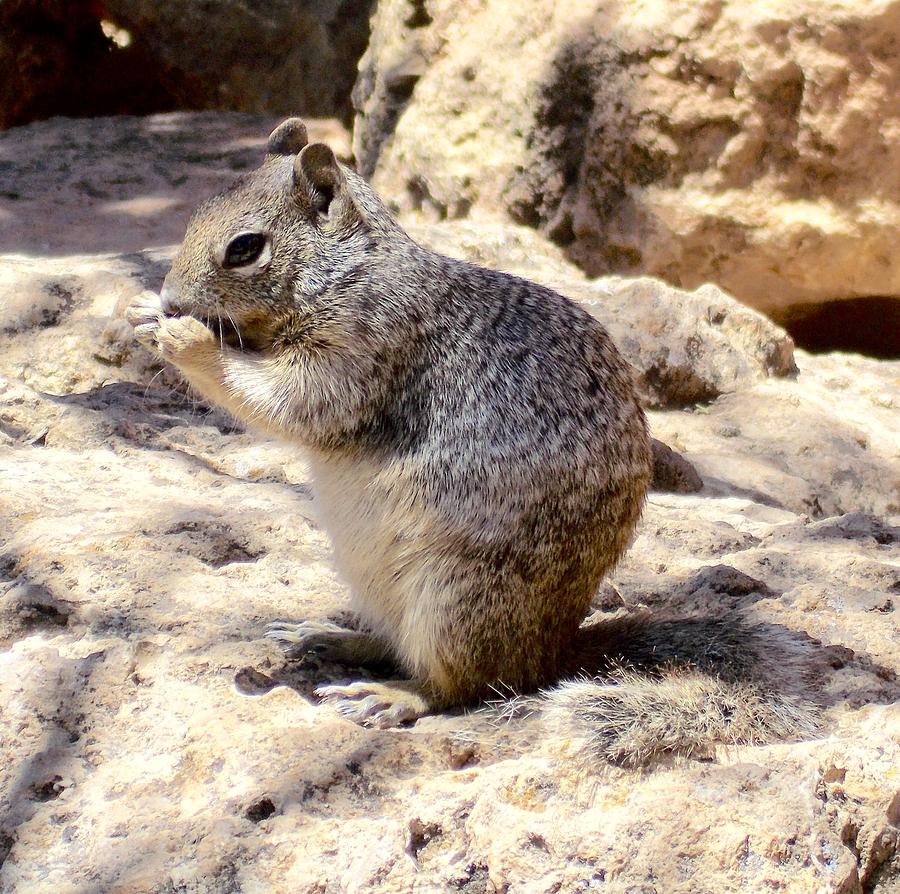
[[126, 119, 818, 766]]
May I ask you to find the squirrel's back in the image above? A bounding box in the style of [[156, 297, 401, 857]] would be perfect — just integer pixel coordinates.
[[304, 237, 652, 701]]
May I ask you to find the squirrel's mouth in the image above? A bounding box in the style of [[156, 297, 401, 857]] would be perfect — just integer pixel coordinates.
[[202, 309, 273, 353], [194, 312, 244, 349]]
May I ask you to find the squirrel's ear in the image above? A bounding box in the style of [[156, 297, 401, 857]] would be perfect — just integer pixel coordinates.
[[297, 143, 340, 191], [267, 118, 308, 156], [295, 143, 347, 215]]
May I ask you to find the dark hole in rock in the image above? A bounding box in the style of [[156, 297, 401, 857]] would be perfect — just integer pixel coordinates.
[[0, 555, 19, 580], [0, 3, 185, 129], [527, 832, 550, 852], [4, 2, 373, 130], [405, 0, 433, 29], [407, 818, 442, 860], [245, 797, 276, 823], [825, 645, 854, 669], [162, 520, 266, 568], [19, 600, 70, 628], [868, 599, 894, 614], [449, 863, 492, 893], [31, 776, 64, 802], [777, 297, 900, 360], [0, 832, 13, 868], [447, 743, 479, 770]]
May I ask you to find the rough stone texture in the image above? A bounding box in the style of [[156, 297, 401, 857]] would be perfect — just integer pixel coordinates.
[[0, 1, 143, 129], [0, 1, 372, 130], [650, 438, 703, 494], [1, 114, 899, 892], [354, 0, 900, 321], [102, 0, 374, 122]]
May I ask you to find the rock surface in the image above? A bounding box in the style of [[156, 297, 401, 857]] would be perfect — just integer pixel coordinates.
[[0, 0, 372, 128], [1, 114, 899, 893], [102, 0, 374, 123], [0, 113, 350, 256], [355, 0, 900, 321], [0, 0, 172, 129]]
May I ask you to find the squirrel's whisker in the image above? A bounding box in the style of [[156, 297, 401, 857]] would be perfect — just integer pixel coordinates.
[[223, 306, 244, 352], [142, 366, 166, 403]]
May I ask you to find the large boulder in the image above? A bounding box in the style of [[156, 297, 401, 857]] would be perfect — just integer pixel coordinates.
[[354, 0, 900, 323], [103, 0, 374, 121], [0, 0, 372, 129]]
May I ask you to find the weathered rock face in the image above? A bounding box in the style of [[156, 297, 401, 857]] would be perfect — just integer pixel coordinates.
[[0, 0, 175, 129], [102, 0, 374, 122], [1, 114, 899, 893], [355, 0, 900, 323], [0, 0, 372, 129]]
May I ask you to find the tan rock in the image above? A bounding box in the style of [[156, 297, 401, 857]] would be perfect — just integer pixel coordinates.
[[355, 0, 900, 320], [0, 112, 350, 256], [1, 112, 898, 893]]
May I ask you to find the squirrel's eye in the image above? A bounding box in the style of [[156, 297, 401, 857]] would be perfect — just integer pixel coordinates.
[[223, 232, 266, 269]]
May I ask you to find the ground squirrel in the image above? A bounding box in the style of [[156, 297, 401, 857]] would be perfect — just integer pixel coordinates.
[[126, 119, 817, 763]]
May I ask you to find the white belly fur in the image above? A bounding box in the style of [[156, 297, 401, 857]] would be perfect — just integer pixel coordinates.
[[306, 450, 450, 682]]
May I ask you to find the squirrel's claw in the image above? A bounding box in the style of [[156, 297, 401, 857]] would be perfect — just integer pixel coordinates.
[[132, 321, 161, 347], [125, 291, 163, 327], [125, 293, 165, 350], [315, 681, 431, 729], [267, 620, 394, 668], [265, 619, 350, 660], [125, 292, 214, 360], [154, 314, 215, 360]]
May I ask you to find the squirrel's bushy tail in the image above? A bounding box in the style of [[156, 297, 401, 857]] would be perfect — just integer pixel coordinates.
[[494, 612, 824, 768], [544, 667, 819, 768]]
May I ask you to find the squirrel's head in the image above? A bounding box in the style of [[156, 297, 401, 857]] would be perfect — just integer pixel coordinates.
[[161, 118, 390, 345]]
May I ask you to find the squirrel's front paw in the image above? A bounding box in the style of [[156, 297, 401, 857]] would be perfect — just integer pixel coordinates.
[[154, 314, 216, 362], [126, 292, 216, 363], [125, 292, 164, 347]]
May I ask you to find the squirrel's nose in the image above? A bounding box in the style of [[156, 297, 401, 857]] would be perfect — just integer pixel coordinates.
[[159, 280, 184, 317]]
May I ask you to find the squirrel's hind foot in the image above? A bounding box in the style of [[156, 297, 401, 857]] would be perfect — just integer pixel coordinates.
[[266, 619, 391, 667], [315, 680, 431, 728]]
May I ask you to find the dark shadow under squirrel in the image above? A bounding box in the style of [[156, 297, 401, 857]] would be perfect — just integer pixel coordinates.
[[125, 118, 824, 767]]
